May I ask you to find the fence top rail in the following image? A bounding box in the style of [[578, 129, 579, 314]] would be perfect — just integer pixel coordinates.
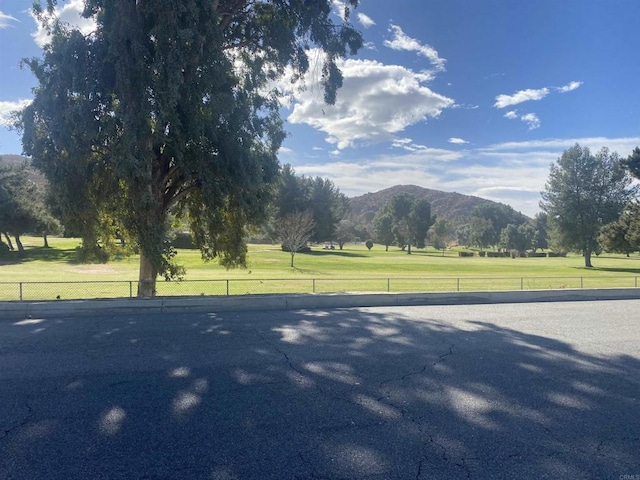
[[0, 274, 638, 285]]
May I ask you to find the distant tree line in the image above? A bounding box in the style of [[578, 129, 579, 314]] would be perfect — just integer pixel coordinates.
[[4, 144, 640, 271]]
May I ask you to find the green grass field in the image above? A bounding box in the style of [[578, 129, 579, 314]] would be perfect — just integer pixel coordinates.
[[1, 236, 640, 300]]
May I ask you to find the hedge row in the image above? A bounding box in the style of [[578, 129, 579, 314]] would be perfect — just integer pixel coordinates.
[[458, 251, 566, 258]]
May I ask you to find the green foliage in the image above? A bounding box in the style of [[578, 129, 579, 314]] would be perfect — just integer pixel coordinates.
[[599, 202, 640, 255], [0, 160, 60, 254], [385, 193, 436, 253], [20, 0, 362, 296], [365, 239, 374, 250], [532, 213, 549, 251], [430, 218, 453, 250], [470, 202, 528, 248], [541, 144, 638, 267], [499, 223, 535, 254], [622, 146, 640, 180], [469, 217, 493, 250], [274, 164, 349, 243], [373, 212, 395, 251]]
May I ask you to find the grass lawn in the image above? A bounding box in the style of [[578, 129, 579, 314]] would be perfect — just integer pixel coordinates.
[[1, 236, 640, 300]]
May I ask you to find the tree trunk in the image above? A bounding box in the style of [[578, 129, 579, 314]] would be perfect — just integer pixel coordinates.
[[14, 235, 25, 256], [137, 252, 158, 297], [584, 246, 593, 268], [407, 242, 412, 254], [43, 234, 49, 248], [385, 245, 388, 252], [290, 251, 295, 268], [3, 232, 14, 250]]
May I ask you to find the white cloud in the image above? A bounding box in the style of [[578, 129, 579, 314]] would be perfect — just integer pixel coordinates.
[[482, 136, 640, 157], [31, 0, 97, 47], [383, 24, 446, 72], [520, 113, 540, 130], [557, 81, 583, 93], [0, 99, 32, 126], [494, 87, 549, 108], [503, 110, 541, 129], [0, 11, 18, 28], [357, 13, 376, 28], [287, 56, 455, 149], [448, 137, 469, 145]]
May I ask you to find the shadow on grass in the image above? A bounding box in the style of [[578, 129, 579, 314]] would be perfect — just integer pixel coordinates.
[[0, 246, 80, 265], [589, 266, 640, 275], [302, 249, 367, 258]]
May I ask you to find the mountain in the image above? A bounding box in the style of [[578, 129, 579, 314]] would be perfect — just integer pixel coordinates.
[[347, 185, 527, 233]]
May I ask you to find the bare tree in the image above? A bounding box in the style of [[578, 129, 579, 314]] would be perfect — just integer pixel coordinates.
[[279, 211, 316, 267]]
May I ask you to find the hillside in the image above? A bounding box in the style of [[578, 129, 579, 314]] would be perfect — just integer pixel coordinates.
[[0, 154, 47, 189], [348, 185, 525, 233]]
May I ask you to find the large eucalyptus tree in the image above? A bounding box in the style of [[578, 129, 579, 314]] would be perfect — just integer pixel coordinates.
[[20, 0, 362, 296]]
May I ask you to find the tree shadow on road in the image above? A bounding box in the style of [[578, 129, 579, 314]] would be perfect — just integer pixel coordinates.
[[2, 305, 639, 479]]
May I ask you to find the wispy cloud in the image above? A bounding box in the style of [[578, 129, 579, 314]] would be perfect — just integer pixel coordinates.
[[0, 11, 18, 28], [520, 113, 540, 130], [383, 24, 446, 72], [357, 12, 376, 28], [448, 137, 469, 145], [503, 110, 540, 129], [494, 88, 549, 108], [557, 81, 583, 93], [0, 99, 32, 126]]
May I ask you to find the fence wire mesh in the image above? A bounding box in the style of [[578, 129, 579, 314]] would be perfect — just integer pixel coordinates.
[[1, 276, 638, 301]]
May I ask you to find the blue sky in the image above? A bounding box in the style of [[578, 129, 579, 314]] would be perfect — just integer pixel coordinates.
[[2, 0, 640, 217]]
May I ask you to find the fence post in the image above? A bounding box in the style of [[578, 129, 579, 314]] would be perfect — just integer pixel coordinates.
[[313, 279, 316, 293], [580, 277, 583, 289], [521, 278, 524, 290], [457, 278, 460, 292], [636, 276, 638, 288], [387, 278, 390, 292], [129, 281, 133, 298], [19, 282, 23, 301], [226, 280, 230, 296]]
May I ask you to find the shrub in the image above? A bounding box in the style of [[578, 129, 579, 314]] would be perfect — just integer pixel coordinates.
[[527, 252, 547, 258], [365, 239, 374, 250], [478, 251, 486, 257], [548, 251, 567, 257], [458, 251, 474, 257]]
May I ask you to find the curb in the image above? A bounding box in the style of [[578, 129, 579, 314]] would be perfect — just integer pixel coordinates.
[[1, 288, 639, 319]]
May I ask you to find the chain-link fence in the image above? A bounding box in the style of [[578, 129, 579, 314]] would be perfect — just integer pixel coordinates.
[[1, 276, 639, 301]]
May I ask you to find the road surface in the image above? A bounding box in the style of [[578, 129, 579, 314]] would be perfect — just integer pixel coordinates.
[[1, 300, 639, 479]]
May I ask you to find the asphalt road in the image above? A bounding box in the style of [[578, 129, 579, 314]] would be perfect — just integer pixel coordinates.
[[1, 300, 639, 479]]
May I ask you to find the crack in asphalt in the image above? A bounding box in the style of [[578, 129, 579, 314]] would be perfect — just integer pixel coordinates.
[[255, 329, 327, 395], [0, 402, 33, 441], [379, 344, 455, 390]]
